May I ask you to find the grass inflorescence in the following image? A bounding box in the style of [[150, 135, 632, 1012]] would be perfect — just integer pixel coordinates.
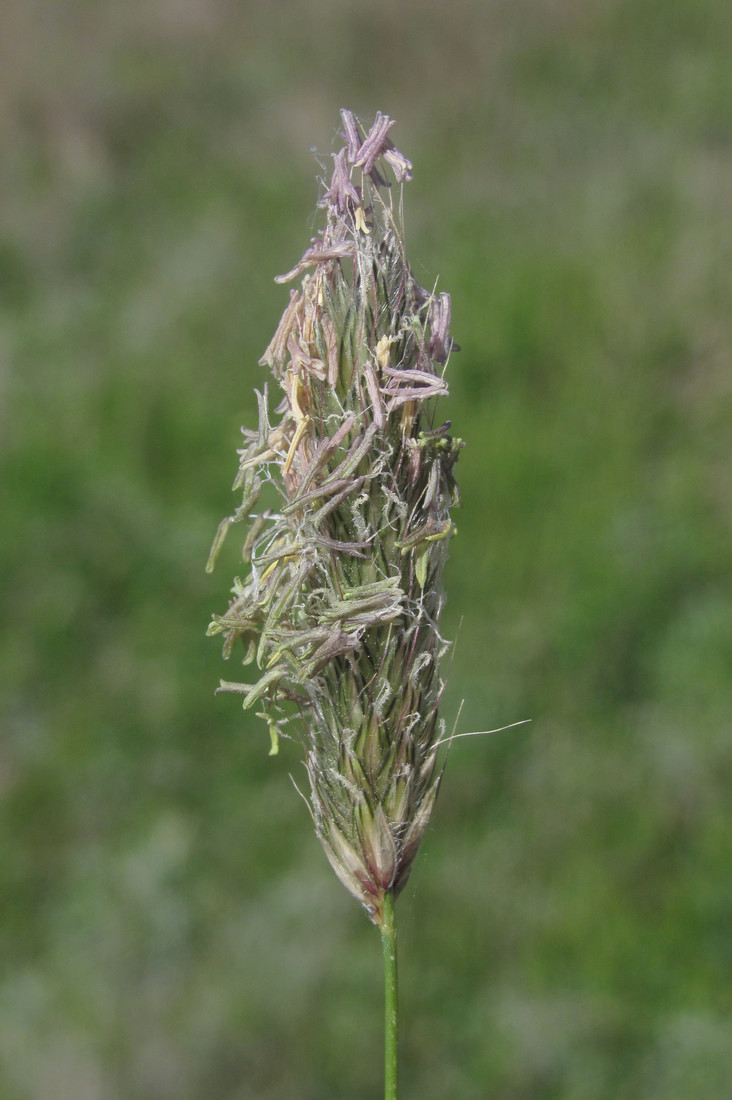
[[207, 110, 461, 928]]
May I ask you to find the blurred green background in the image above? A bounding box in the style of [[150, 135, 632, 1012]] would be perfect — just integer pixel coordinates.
[[2, 1, 731, 1096]]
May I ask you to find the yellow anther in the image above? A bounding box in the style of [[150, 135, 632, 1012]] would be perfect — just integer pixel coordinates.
[[354, 206, 370, 234], [284, 414, 310, 474], [288, 370, 308, 423], [259, 559, 279, 583], [400, 400, 416, 436], [259, 550, 298, 584], [375, 334, 393, 370]]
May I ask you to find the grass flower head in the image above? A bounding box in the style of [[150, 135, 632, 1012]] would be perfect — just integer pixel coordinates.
[[207, 109, 462, 928]]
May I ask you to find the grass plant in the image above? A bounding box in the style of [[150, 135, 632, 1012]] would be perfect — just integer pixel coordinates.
[[207, 111, 460, 1096]]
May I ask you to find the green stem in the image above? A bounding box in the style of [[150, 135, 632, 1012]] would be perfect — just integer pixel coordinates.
[[381, 889, 398, 1100]]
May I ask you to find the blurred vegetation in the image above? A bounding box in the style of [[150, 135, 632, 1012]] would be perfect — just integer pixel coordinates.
[[2, 1, 731, 1097]]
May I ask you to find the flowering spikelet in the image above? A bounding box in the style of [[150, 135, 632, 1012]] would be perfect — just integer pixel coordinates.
[[207, 110, 462, 927]]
